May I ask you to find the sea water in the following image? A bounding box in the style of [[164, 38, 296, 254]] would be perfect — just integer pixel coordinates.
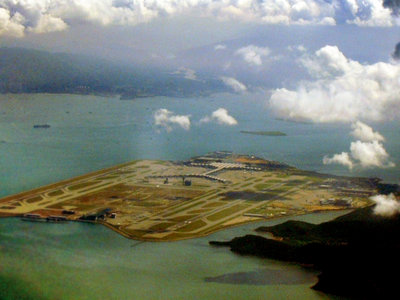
[[0, 212, 348, 300], [0, 93, 399, 197], [0, 93, 398, 299]]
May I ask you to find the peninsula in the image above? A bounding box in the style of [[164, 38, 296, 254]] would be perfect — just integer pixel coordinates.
[[210, 204, 400, 298], [0, 152, 378, 241]]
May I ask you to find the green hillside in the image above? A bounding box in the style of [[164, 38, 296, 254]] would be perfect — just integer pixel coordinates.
[[0, 48, 224, 98], [210, 197, 400, 299]]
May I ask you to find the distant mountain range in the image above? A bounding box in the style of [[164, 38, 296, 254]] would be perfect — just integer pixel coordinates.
[[0, 48, 225, 99]]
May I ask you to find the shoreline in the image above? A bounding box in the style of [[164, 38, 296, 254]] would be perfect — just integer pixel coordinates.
[[0, 153, 379, 242], [0, 208, 354, 243], [0, 161, 135, 204], [99, 208, 353, 242]]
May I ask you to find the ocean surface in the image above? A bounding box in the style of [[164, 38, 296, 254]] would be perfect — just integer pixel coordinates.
[[1, 93, 399, 198], [0, 212, 349, 300], [0, 93, 399, 299]]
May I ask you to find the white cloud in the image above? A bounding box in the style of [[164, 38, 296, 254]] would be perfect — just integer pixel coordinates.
[[0, 1, 68, 37], [28, 14, 68, 34], [154, 108, 191, 132], [351, 121, 385, 142], [220, 76, 247, 92], [1, 0, 399, 37], [202, 0, 337, 25], [235, 45, 270, 66], [288, 45, 307, 52], [269, 45, 400, 123], [370, 194, 400, 217], [323, 152, 354, 169], [348, 0, 394, 27], [300, 45, 356, 78], [0, 7, 25, 37], [214, 44, 226, 50], [200, 108, 238, 126], [323, 123, 395, 170], [349, 140, 395, 168]]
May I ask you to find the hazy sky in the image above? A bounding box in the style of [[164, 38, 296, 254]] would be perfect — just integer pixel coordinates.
[[1, 0, 400, 120], [0, 1, 399, 109], [1, 0, 400, 170], [1, 1, 399, 58], [2, 1, 399, 87]]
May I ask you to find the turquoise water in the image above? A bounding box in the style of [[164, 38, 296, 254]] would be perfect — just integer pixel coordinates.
[[0, 212, 348, 300], [0, 93, 398, 299], [0, 93, 398, 197]]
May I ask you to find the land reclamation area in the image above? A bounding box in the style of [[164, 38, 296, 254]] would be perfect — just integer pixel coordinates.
[[0, 152, 377, 241]]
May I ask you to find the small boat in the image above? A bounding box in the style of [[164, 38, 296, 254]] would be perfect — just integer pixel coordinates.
[[33, 124, 51, 129]]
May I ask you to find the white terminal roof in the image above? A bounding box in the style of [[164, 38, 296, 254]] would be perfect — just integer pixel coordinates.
[[209, 162, 246, 168]]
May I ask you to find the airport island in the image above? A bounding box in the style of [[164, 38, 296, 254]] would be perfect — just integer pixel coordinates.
[[0, 152, 379, 241]]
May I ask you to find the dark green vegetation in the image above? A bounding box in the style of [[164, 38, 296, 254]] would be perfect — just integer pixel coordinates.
[[210, 197, 400, 299], [0, 274, 47, 300], [376, 182, 399, 194], [0, 48, 225, 98], [240, 131, 287, 136]]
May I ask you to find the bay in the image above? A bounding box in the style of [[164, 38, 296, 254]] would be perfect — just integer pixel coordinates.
[[0, 93, 398, 198], [0, 92, 398, 299], [0, 211, 348, 300]]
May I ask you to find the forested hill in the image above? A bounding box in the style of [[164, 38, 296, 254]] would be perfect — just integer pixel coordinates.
[[210, 202, 400, 299], [0, 48, 224, 98]]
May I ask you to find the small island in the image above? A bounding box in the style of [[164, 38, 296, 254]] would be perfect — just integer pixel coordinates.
[[275, 118, 313, 125], [33, 124, 51, 129], [240, 130, 287, 136]]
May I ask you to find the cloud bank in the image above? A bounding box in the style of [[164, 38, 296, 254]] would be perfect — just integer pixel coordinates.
[[220, 76, 247, 92], [269, 45, 400, 123], [1, 0, 399, 37], [154, 108, 191, 132], [370, 194, 400, 217], [200, 108, 238, 125], [349, 0, 394, 26], [323, 122, 395, 169]]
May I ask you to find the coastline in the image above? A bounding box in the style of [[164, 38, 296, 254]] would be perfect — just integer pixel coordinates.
[[0, 153, 376, 242], [0, 208, 354, 243], [208, 205, 400, 299], [0, 160, 135, 205]]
